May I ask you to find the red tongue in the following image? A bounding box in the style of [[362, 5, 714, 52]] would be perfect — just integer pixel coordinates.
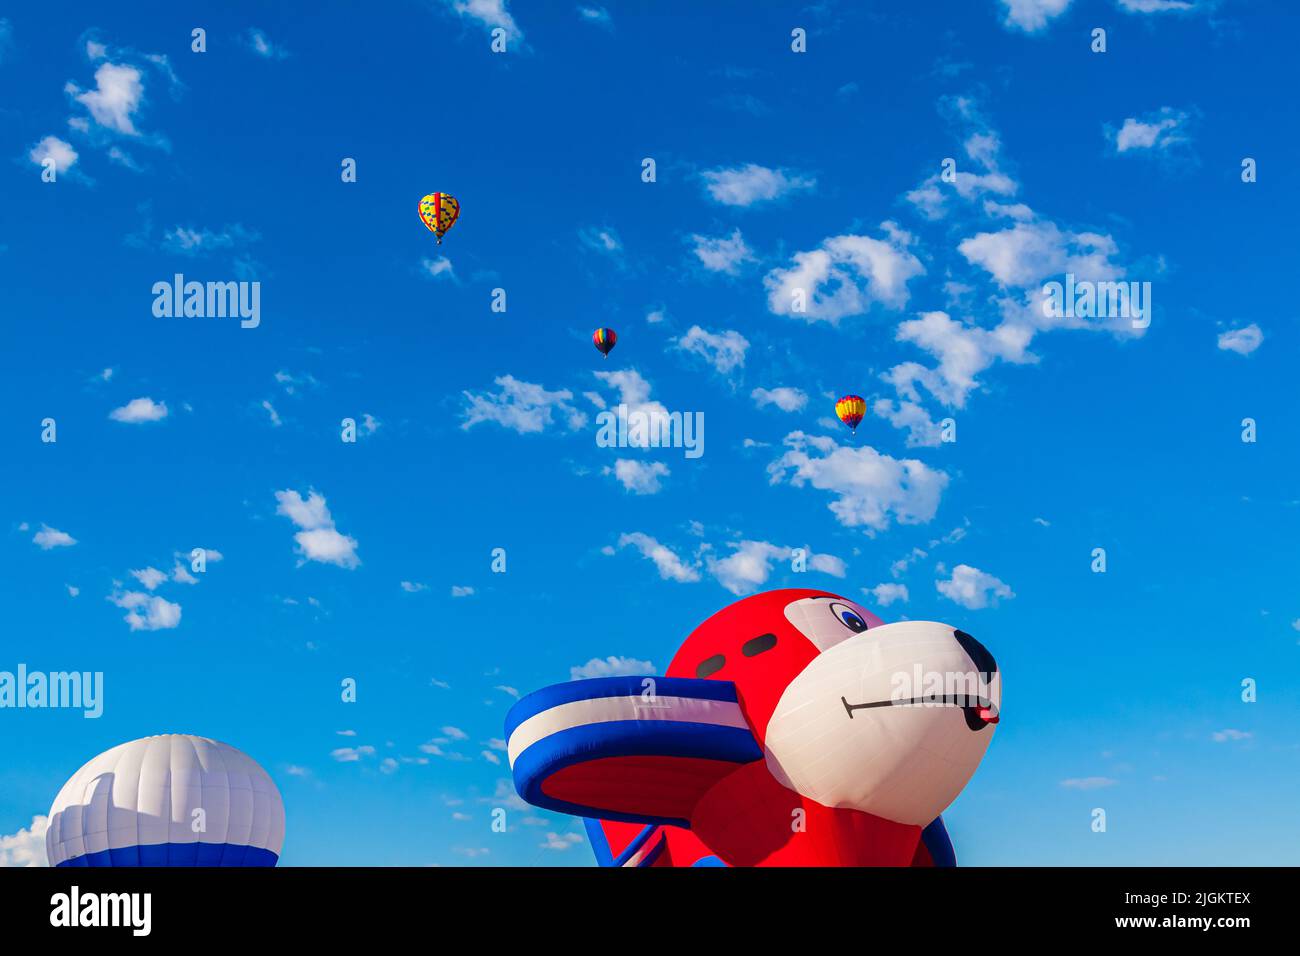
[[978, 706, 999, 724]]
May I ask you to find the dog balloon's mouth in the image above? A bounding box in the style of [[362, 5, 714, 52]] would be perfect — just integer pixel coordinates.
[[841, 695, 999, 731]]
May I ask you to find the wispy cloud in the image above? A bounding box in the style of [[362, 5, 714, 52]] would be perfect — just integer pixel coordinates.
[[570, 655, 655, 680], [689, 229, 755, 275], [243, 28, 289, 60], [461, 375, 586, 434], [701, 163, 815, 206]]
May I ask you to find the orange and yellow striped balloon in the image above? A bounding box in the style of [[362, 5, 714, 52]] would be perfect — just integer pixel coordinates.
[[418, 192, 460, 243], [835, 394, 866, 433]]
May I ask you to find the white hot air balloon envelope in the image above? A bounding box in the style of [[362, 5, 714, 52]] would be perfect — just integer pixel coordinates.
[[46, 734, 285, 867]]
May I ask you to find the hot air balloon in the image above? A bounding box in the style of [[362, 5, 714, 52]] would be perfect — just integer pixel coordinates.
[[593, 327, 617, 358], [418, 192, 460, 244], [505, 589, 1000, 866], [835, 394, 866, 433], [46, 734, 285, 867]]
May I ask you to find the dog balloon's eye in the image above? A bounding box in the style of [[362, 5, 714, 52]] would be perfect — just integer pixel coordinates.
[[829, 602, 869, 633]]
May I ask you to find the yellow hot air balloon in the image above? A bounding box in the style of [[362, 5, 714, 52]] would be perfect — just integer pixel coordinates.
[[835, 394, 866, 433], [419, 193, 460, 244]]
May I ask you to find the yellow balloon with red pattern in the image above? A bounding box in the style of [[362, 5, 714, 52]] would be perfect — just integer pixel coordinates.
[[419, 193, 460, 244], [835, 394, 866, 433]]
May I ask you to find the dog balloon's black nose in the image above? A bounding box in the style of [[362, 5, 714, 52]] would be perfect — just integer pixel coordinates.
[[954, 630, 997, 676]]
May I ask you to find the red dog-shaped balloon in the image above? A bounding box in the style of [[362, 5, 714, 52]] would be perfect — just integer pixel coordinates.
[[506, 589, 1000, 866]]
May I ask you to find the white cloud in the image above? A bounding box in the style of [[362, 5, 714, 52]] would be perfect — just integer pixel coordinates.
[[401, 581, 428, 593], [591, 369, 678, 449], [605, 459, 669, 495], [67, 61, 144, 135], [160, 224, 259, 257], [935, 564, 1015, 609], [570, 655, 656, 680], [274, 489, 360, 569], [29, 135, 78, 175], [461, 375, 586, 434], [540, 831, 585, 851], [905, 118, 1018, 221], [891, 547, 928, 578], [768, 431, 948, 532], [707, 540, 846, 595], [110, 590, 182, 631], [0, 815, 48, 867], [331, 745, 376, 762], [1000, 0, 1073, 32], [1111, 108, 1189, 153], [751, 387, 807, 413], [871, 397, 945, 448], [958, 220, 1121, 289], [765, 224, 924, 322], [674, 325, 749, 374], [451, 585, 475, 597], [109, 396, 168, 423], [1117, 0, 1194, 12], [261, 400, 282, 427], [442, 726, 469, 740], [1060, 776, 1118, 790], [422, 256, 455, 280], [578, 226, 623, 260], [701, 163, 815, 206], [887, 104, 1151, 452], [577, 6, 612, 27], [130, 567, 167, 591], [244, 28, 289, 59], [867, 582, 910, 606], [1217, 324, 1262, 356], [880, 310, 1035, 414], [440, 0, 524, 44], [33, 524, 77, 550], [689, 228, 755, 275], [274, 369, 317, 395], [1210, 729, 1252, 743], [615, 532, 701, 582]]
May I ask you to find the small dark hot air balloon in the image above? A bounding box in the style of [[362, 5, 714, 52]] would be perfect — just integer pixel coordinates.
[[593, 328, 617, 359], [835, 394, 866, 433]]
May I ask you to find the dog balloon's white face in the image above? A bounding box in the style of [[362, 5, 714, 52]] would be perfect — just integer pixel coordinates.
[[764, 599, 1001, 825]]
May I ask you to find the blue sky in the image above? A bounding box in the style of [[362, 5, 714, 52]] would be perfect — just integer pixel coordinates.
[[2, 0, 1298, 866]]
